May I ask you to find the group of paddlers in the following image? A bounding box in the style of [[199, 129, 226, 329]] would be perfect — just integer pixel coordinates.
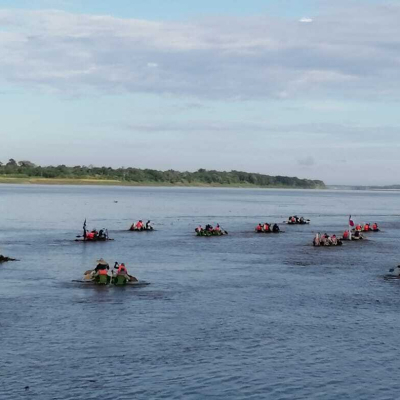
[[353, 223, 379, 232], [195, 224, 227, 236], [81, 219, 109, 241], [129, 220, 153, 231], [84, 228, 108, 241], [85, 258, 138, 285], [313, 233, 343, 247], [286, 216, 309, 225], [313, 222, 380, 246], [255, 223, 280, 233]]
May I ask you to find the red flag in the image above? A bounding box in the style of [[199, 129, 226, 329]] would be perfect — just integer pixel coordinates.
[[349, 215, 354, 227]]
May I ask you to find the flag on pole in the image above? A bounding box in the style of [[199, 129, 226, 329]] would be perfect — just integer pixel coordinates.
[[83, 218, 87, 230], [349, 215, 354, 227]]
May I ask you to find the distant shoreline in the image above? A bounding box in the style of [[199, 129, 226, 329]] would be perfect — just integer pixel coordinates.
[[0, 176, 325, 189]]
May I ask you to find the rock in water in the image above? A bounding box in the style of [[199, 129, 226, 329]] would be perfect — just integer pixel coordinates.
[[0, 255, 17, 263]]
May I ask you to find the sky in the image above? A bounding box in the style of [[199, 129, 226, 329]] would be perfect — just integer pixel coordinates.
[[0, 0, 399, 185]]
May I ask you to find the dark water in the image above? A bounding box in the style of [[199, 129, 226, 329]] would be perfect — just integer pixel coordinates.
[[1, 185, 400, 399]]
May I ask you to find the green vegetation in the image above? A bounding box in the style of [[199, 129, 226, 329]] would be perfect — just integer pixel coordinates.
[[0, 159, 325, 189]]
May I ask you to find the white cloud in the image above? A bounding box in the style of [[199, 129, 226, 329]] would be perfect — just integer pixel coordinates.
[[299, 18, 313, 23], [0, 4, 399, 100]]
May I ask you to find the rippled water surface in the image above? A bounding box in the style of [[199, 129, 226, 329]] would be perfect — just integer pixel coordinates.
[[1, 185, 400, 399]]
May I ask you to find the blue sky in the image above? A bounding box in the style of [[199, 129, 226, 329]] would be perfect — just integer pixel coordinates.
[[0, 0, 319, 19], [0, 0, 399, 185]]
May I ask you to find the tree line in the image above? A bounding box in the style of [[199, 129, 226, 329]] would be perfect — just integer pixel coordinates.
[[0, 159, 325, 188]]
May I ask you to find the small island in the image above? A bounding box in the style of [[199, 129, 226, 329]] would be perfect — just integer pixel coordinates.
[[0, 159, 325, 189]]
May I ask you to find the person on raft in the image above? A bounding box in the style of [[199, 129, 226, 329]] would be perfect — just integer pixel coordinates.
[[85, 229, 97, 240], [92, 258, 110, 280], [145, 220, 153, 230], [389, 265, 400, 277], [272, 223, 280, 233], [372, 223, 379, 231], [114, 262, 129, 277], [314, 233, 342, 246], [136, 220, 144, 230], [342, 230, 350, 240]]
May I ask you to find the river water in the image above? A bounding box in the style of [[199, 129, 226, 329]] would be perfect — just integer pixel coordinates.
[[1, 185, 400, 399]]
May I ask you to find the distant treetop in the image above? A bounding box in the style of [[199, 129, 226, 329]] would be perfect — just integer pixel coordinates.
[[0, 160, 325, 189]]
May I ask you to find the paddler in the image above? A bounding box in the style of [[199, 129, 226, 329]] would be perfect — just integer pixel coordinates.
[[364, 223, 370, 232], [145, 220, 152, 230], [272, 223, 280, 233], [136, 220, 143, 230], [114, 262, 128, 275], [342, 230, 349, 240], [256, 223, 262, 232], [86, 230, 95, 240], [372, 223, 378, 231], [355, 224, 362, 232], [113, 262, 137, 282], [92, 258, 110, 280], [389, 265, 400, 277]]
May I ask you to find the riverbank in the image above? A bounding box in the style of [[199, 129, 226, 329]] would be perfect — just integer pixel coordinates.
[[0, 176, 325, 189]]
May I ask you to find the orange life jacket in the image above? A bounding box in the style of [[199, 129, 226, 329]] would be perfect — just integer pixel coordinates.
[[98, 269, 108, 275], [343, 231, 349, 239], [86, 232, 95, 240], [355, 225, 361, 231], [364, 224, 369, 231], [372, 224, 378, 230], [117, 265, 127, 274]]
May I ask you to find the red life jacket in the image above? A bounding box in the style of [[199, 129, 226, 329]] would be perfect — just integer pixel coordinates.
[[355, 225, 361, 231], [372, 224, 378, 230], [364, 224, 369, 231], [343, 231, 349, 239], [86, 232, 95, 240]]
